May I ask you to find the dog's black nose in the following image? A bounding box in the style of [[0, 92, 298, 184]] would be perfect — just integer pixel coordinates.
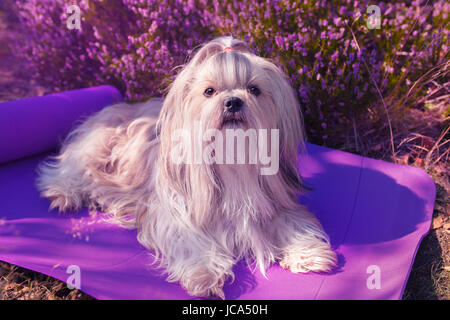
[[224, 97, 243, 113]]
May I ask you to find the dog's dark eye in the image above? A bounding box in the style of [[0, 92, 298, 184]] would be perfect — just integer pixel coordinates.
[[204, 87, 216, 97], [248, 86, 261, 96]]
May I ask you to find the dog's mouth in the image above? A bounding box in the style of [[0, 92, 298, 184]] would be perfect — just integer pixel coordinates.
[[221, 112, 246, 129]]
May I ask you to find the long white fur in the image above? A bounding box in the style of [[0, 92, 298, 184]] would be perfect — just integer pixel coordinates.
[[36, 36, 337, 298]]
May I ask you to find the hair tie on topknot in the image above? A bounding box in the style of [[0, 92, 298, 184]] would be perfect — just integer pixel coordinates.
[[223, 46, 233, 51]]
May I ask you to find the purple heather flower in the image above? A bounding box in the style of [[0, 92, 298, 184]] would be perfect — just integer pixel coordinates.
[[12, 0, 447, 131], [331, 51, 339, 61]]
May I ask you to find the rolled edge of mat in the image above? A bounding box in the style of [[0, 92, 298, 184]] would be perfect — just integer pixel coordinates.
[[0, 86, 123, 164]]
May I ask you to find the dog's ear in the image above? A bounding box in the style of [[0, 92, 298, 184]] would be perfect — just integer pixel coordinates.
[[259, 61, 306, 194], [261, 62, 305, 156], [156, 68, 187, 137]]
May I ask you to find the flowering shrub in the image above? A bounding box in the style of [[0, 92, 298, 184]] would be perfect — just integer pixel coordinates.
[[11, 0, 449, 151]]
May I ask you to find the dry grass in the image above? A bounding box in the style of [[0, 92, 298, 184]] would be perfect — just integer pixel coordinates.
[[0, 262, 93, 300], [402, 173, 450, 300], [404, 134, 449, 300], [382, 64, 450, 300]]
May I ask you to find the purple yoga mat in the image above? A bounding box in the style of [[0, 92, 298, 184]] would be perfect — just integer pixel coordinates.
[[0, 88, 435, 300], [0, 86, 122, 164]]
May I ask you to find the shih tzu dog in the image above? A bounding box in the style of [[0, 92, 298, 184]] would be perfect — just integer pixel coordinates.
[[37, 36, 336, 298]]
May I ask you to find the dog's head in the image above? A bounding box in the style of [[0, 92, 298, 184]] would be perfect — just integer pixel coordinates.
[[156, 36, 306, 225], [158, 36, 304, 154]]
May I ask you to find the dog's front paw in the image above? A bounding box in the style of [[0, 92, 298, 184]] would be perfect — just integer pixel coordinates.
[[181, 268, 227, 299], [280, 242, 337, 273]]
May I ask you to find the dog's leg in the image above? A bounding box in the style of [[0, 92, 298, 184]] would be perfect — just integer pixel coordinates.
[[36, 137, 100, 212], [272, 208, 337, 273], [36, 103, 138, 212], [168, 240, 235, 299], [37, 152, 89, 212], [175, 259, 233, 299], [142, 225, 234, 299]]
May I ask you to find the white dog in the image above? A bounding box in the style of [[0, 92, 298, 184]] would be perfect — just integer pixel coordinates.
[[37, 36, 336, 298]]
